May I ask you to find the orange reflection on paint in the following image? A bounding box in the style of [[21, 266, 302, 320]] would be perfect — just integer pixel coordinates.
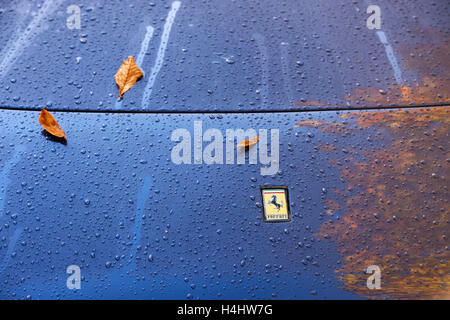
[[309, 107, 449, 299], [295, 120, 323, 127], [294, 30, 449, 109]]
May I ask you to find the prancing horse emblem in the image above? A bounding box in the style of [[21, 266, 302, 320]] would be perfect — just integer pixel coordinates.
[[269, 195, 283, 211]]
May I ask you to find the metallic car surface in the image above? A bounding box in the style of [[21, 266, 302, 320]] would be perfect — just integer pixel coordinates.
[[0, 0, 448, 300]]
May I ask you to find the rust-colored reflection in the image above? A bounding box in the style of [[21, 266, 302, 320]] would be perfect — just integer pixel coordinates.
[[295, 120, 324, 127], [295, 29, 449, 108], [310, 107, 449, 299]]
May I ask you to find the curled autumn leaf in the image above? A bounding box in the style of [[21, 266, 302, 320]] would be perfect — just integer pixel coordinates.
[[236, 136, 259, 148], [38, 109, 66, 139], [115, 56, 143, 98]]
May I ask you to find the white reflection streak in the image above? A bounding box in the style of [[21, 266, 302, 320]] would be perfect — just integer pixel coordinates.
[[376, 30, 404, 85], [141, 1, 181, 108], [280, 42, 294, 105], [115, 25, 155, 109], [0, 0, 62, 80], [136, 26, 155, 68], [253, 33, 269, 109]]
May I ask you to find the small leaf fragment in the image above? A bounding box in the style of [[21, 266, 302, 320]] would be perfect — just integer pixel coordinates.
[[39, 109, 66, 139], [236, 136, 259, 148], [295, 120, 322, 127], [115, 56, 143, 98]]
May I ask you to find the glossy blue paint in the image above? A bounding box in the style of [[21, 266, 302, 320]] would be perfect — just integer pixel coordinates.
[[0, 0, 448, 301], [0, 109, 371, 299], [0, 145, 26, 217], [0, 0, 448, 111]]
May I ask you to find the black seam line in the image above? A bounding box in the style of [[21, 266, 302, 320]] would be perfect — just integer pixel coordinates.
[[0, 102, 449, 114]]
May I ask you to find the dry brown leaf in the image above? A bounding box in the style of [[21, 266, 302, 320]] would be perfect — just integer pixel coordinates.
[[38, 109, 66, 139], [115, 56, 143, 98], [236, 136, 259, 148]]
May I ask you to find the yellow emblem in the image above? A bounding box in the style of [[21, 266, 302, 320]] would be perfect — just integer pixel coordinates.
[[260, 187, 291, 222]]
